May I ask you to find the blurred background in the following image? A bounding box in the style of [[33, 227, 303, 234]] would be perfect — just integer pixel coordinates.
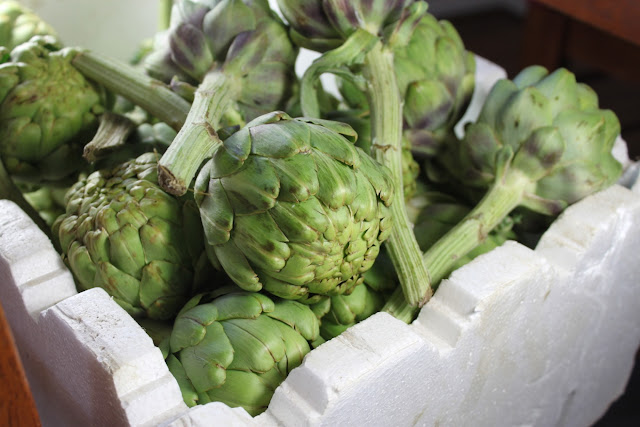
[[16, 0, 640, 425]]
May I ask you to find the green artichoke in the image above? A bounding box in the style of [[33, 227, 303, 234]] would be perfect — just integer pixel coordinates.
[[0, 0, 57, 49], [422, 65, 622, 287], [0, 35, 104, 183], [334, 10, 475, 157], [289, 1, 434, 307], [166, 290, 319, 415], [327, 108, 420, 200], [313, 248, 396, 340], [194, 111, 394, 304], [53, 153, 214, 320], [392, 12, 475, 156], [21, 184, 67, 226]]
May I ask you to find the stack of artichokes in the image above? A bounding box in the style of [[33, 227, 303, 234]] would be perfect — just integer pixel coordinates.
[[0, 0, 624, 416]]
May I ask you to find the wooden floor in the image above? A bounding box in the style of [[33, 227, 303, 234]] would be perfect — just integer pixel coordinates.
[[449, 9, 640, 159], [447, 9, 640, 426]]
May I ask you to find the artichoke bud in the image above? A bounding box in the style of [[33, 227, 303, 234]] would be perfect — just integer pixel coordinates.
[[441, 66, 622, 215], [53, 153, 217, 320], [0, 0, 57, 50], [392, 11, 475, 156], [277, 0, 414, 51], [167, 291, 319, 414], [0, 35, 105, 183], [145, 0, 296, 123], [316, 247, 396, 340], [195, 112, 394, 303], [276, 0, 343, 51], [327, 108, 419, 200]]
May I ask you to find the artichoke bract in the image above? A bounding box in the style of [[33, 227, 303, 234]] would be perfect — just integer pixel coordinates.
[[166, 290, 319, 415], [195, 111, 394, 304], [327, 108, 420, 200], [314, 248, 396, 340], [53, 153, 214, 320], [144, 0, 298, 194], [0, 0, 57, 49], [423, 65, 622, 287], [0, 36, 104, 183]]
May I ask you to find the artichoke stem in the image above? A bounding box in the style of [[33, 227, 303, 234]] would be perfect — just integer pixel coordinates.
[[158, 0, 173, 31], [83, 112, 136, 163], [71, 50, 190, 131], [383, 169, 529, 322], [423, 169, 529, 286], [382, 287, 419, 324], [0, 159, 58, 251], [362, 42, 433, 307], [158, 70, 237, 196]]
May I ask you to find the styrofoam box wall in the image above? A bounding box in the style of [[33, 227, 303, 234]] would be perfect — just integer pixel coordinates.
[[2, 59, 640, 426]]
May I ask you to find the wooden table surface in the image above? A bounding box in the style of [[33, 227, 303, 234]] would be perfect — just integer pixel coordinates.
[[0, 301, 41, 426]]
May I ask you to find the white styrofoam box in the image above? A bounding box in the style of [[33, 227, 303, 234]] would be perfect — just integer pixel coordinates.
[[0, 202, 188, 426], [2, 178, 640, 427]]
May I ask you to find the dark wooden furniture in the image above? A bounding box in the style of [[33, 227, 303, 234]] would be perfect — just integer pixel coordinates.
[[523, 0, 640, 83]]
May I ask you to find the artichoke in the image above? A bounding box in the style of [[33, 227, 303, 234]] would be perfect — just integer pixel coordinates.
[[21, 184, 67, 226], [145, 0, 296, 124], [53, 153, 214, 320], [0, 0, 57, 49], [195, 111, 394, 304], [287, 1, 434, 307], [391, 12, 475, 156], [327, 108, 420, 200], [276, 0, 412, 51], [166, 290, 319, 415], [422, 65, 622, 287], [313, 248, 396, 340], [144, 0, 299, 195], [335, 11, 475, 158], [0, 35, 104, 183]]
